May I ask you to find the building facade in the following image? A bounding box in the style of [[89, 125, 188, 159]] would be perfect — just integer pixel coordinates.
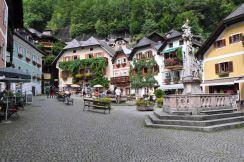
[[0, 0, 8, 68], [129, 36, 164, 97], [13, 29, 44, 95], [159, 29, 201, 94], [111, 47, 131, 95], [197, 4, 244, 103], [55, 37, 115, 91]]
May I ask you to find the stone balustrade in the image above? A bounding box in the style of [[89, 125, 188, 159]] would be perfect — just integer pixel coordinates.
[[163, 94, 234, 114]]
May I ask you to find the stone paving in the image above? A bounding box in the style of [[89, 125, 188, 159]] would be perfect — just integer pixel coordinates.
[[0, 96, 243, 161]]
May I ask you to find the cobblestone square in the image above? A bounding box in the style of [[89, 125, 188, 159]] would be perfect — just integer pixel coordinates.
[[0, 96, 243, 161]]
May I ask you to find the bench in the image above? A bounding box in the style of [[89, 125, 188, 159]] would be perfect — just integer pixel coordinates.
[[93, 100, 111, 114], [83, 98, 111, 114]]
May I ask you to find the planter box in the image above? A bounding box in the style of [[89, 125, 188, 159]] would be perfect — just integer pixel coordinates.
[[18, 53, 23, 58], [26, 57, 31, 62], [137, 105, 154, 111]]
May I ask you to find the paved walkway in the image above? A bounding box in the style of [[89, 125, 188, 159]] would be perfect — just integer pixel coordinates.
[[0, 96, 243, 161]]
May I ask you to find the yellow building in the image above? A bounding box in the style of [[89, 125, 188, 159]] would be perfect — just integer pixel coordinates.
[[197, 4, 244, 103]]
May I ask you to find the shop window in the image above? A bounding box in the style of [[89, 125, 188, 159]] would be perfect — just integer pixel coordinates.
[[214, 39, 226, 48], [229, 33, 242, 44]]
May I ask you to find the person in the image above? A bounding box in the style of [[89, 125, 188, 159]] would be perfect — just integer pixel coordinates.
[[45, 86, 50, 98], [115, 88, 121, 103], [50, 87, 55, 98]]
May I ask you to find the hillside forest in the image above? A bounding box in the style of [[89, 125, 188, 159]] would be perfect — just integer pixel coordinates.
[[24, 0, 243, 39]]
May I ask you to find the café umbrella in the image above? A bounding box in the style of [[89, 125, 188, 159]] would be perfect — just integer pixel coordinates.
[[93, 84, 103, 88], [71, 84, 80, 88]]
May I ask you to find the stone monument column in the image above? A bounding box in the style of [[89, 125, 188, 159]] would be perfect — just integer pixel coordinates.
[[182, 20, 202, 94]]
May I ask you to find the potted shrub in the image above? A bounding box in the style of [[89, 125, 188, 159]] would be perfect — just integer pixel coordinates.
[[154, 89, 164, 98], [136, 98, 154, 111], [164, 78, 170, 84], [173, 77, 180, 84], [95, 97, 112, 104], [156, 98, 163, 108]]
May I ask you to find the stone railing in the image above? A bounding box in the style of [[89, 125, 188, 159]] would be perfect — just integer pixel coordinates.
[[163, 94, 234, 114]]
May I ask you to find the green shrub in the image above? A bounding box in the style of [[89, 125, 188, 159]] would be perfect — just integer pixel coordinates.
[[156, 98, 163, 108], [96, 97, 112, 103], [136, 99, 154, 106], [154, 89, 165, 98]]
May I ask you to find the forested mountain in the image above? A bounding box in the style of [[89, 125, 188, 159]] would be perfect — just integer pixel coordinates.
[[23, 0, 243, 39]]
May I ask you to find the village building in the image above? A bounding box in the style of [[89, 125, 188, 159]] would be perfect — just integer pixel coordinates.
[[54, 36, 115, 92], [129, 34, 165, 97], [196, 4, 244, 105], [159, 29, 202, 94], [111, 45, 131, 95], [0, 0, 8, 68], [12, 28, 45, 95]]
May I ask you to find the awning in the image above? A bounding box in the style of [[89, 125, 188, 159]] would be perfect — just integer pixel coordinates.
[[235, 76, 244, 83], [161, 47, 179, 54], [201, 77, 239, 86], [162, 84, 184, 90], [0, 68, 31, 80], [0, 77, 30, 83]]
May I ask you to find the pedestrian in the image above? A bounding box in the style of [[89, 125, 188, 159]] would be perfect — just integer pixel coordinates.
[[45, 86, 50, 98], [50, 87, 55, 98], [115, 88, 121, 103]]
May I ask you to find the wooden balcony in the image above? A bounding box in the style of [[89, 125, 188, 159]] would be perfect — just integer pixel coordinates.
[[111, 76, 130, 87]]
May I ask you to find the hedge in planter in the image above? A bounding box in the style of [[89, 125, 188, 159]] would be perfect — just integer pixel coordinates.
[[136, 99, 154, 111]]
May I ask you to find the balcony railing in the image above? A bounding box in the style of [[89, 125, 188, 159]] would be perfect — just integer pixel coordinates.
[[111, 76, 130, 86], [164, 78, 181, 85]]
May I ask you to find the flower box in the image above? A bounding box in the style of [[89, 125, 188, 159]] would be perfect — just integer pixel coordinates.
[[116, 64, 121, 68], [173, 78, 180, 84], [164, 79, 170, 84], [122, 63, 126, 67], [136, 99, 154, 111], [37, 63, 41, 68]]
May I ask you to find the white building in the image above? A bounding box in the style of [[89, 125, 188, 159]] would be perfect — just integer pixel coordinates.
[[129, 33, 165, 97], [159, 29, 202, 94]]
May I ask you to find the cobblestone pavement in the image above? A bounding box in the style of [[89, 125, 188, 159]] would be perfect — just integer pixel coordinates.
[[0, 96, 243, 162]]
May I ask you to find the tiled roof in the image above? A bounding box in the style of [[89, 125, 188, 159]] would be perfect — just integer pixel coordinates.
[[64, 39, 81, 49], [164, 29, 182, 39], [81, 36, 100, 47], [224, 3, 244, 20], [134, 37, 156, 48]]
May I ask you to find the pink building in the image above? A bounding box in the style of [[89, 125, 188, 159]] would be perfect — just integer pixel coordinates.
[[0, 0, 8, 67], [111, 47, 131, 95]]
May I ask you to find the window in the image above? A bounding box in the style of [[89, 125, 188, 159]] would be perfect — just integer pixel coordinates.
[[215, 61, 233, 74], [123, 58, 126, 63], [18, 46, 23, 54], [179, 40, 184, 45], [90, 48, 93, 51], [214, 39, 226, 48], [117, 59, 121, 64], [229, 33, 242, 44], [165, 72, 171, 79], [169, 42, 173, 48], [144, 87, 149, 95], [123, 71, 127, 76], [74, 56, 78, 60], [73, 50, 76, 53], [87, 53, 93, 58]]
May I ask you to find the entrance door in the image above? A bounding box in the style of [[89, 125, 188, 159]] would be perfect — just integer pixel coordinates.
[[32, 86, 36, 96]]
